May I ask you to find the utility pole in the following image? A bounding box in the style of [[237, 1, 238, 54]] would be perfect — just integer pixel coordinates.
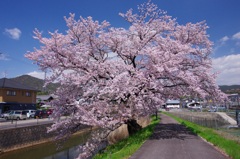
[[42, 69, 48, 93], [0, 52, 8, 78], [236, 94, 240, 126], [2, 70, 7, 78], [238, 94, 240, 109]]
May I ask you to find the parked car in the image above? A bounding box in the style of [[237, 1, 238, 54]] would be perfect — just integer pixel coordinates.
[[1, 110, 12, 118], [6, 110, 27, 120], [46, 109, 53, 116], [216, 106, 226, 111], [34, 110, 49, 119], [208, 108, 216, 112], [187, 102, 202, 110], [23, 110, 36, 118], [208, 105, 226, 112]]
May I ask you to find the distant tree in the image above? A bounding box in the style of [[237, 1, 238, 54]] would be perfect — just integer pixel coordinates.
[[26, 1, 226, 158], [37, 91, 49, 95]]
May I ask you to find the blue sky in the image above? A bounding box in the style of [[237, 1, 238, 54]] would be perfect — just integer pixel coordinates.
[[0, 0, 240, 85]]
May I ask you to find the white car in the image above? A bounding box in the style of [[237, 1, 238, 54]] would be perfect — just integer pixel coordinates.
[[187, 102, 202, 110], [23, 110, 36, 118], [2, 110, 12, 118]]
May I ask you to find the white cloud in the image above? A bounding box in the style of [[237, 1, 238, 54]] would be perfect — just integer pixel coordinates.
[[232, 32, 240, 40], [27, 71, 45, 79], [4, 28, 22, 40], [219, 36, 229, 43], [212, 54, 240, 85], [0, 53, 9, 60], [213, 36, 230, 54]]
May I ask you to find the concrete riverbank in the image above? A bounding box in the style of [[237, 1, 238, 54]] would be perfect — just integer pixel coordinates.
[[0, 123, 90, 153]]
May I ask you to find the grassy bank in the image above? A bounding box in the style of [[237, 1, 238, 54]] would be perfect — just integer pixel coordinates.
[[93, 116, 159, 159], [165, 112, 240, 159]]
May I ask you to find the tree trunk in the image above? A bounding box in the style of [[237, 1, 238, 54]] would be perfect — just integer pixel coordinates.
[[126, 119, 142, 135]]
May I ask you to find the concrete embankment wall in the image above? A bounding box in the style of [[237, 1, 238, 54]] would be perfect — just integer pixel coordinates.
[[107, 116, 151, 144], [0, 116, 151, 154], [169, 112, 231, 128], [0, 124, 89, 153]]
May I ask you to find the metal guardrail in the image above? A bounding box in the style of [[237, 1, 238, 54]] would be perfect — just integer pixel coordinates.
[[0, 117, 66, 130]]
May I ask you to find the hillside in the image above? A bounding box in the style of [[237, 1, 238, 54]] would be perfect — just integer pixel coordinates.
[[219, 85, 240, 94], [9, 75, 240, 95], [11, 75, 59, 94]]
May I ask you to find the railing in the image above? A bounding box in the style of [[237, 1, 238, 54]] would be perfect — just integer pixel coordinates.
[[0, 116, 67, 130]]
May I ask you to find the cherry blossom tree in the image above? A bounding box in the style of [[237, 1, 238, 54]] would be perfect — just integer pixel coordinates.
[[26, 1, 226, 158]]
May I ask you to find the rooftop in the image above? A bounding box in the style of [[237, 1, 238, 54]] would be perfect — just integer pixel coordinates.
[[0, 78, 38, 91]]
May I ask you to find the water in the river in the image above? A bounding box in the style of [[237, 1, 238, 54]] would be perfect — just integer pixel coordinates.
[[0, 130, 91, 159]]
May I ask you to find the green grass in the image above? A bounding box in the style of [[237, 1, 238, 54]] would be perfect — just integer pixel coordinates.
[[93, 116, 159, 159], [164, 112, 240, 159]]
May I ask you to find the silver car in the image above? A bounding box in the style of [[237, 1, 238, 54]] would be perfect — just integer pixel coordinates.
[[6, 110, 27, 120]]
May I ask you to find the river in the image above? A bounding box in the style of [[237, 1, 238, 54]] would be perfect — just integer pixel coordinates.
[[0, 130, 91, 159]]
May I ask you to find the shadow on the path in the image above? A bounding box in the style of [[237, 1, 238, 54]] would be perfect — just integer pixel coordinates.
[[149, 123, 197, 140]]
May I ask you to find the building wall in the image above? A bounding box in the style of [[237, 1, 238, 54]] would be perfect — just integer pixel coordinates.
[[166, 104, 180, 108], [0, 88, 36, 104], [0, 89, 3, 102]]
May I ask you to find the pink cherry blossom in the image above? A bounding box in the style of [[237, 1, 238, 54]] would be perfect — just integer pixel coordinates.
[[26, 1, 226, 158]]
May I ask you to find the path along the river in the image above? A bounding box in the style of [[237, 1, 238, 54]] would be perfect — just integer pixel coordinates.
[[129, 113, 229, 159]]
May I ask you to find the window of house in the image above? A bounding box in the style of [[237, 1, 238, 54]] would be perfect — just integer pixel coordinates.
[[7, 90, 16, 96], [26, 92, 31, 97]]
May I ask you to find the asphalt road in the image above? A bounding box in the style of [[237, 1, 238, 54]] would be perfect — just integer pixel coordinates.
[[129, 113, 229, 159]]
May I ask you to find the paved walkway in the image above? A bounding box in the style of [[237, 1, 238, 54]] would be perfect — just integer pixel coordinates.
[[129, 113, 229, 159]]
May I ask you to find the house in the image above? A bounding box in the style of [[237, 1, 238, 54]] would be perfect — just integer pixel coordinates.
[[227, 94, 240, 109], [165, 99, 180, 109], [36, 94, 56, 105], [0, 78, 39, 114]]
